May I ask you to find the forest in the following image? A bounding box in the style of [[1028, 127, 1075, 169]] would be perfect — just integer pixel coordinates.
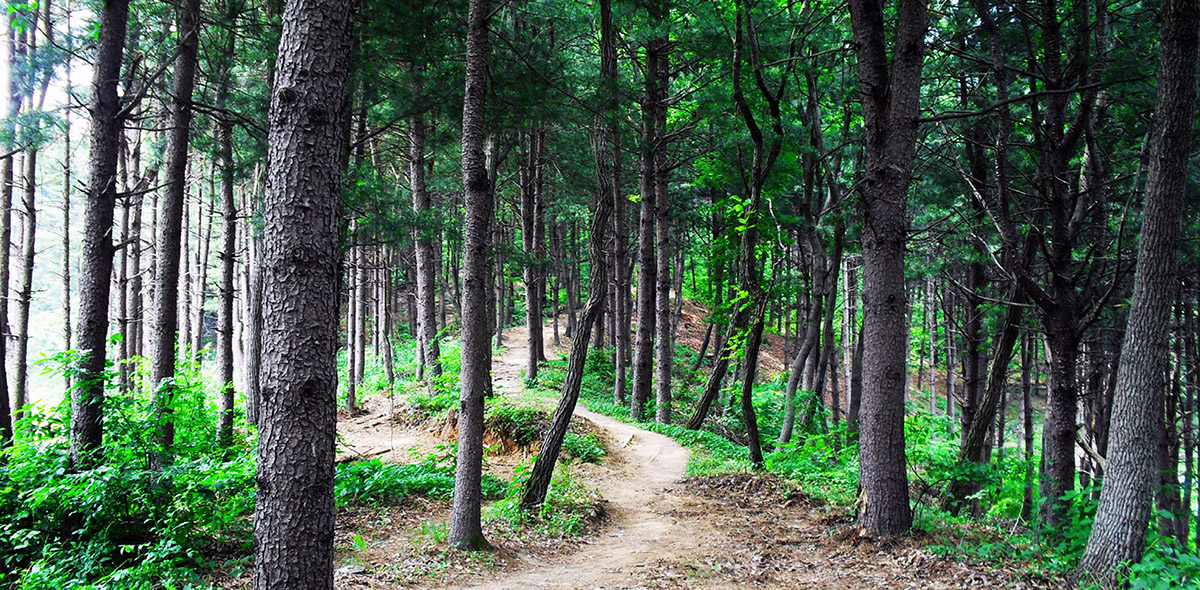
[[0, 0, 1197, 587]]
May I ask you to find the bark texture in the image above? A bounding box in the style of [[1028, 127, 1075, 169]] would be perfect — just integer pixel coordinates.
[[411, 107, 442, 394], [251, 0, 356, 587], [847, 0, 927, 536], [448, 0, 493, 551], [148, 0, 202, 463], [72, 0, 130, 468], [1079, 0, 1198, 581]]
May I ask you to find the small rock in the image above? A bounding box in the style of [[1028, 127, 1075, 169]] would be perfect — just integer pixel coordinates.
[[336, 564, 367, 575]]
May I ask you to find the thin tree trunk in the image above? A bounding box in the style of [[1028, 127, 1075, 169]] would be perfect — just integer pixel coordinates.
[[193, 195, 215, 363], [1020, 330, 1035, 522], [13, 150, 36, 417], [215, 35, 237, 445], [60, 9, 74, 394], [0, 11, 19, 445], [148, 0, 201, 465], [411, 106, 442, 393]]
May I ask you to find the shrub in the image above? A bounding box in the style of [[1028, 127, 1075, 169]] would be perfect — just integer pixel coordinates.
[[484, 403, 547, 446], [562, 432, 605, 464]]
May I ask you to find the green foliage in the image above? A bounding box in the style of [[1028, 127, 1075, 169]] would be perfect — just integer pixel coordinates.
[[484, 402, 548, 446], [764, 423, 859, 506], [0, 400, 256, 589], [561, 432, 605, 464], [488, 463, 598, 538], [335, 448, 506, 507], [1127, 546, 1200, 590]]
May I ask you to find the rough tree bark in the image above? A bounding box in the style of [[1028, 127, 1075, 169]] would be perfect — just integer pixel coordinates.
[[448, 0, 492, 551], [1079, 0, 1198, 581], [215, 9, 238, 446], [520, 115, 613, 511], [71, 0, 130, 468], [0, 10, 19, 445], [251, 0, 356, 587], [847, 0, 928, 536], [630, 37, 663, 421], [148, 0, 201, 464], [411, 102, 442, 393], [653, 44, 672, 424]]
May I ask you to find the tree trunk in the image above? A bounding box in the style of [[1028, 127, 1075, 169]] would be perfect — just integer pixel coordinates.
[[251, 0, 355, 587], [1079, 0, 1198, 578], [630, 37, 663, 421], [522, 130, 545, 380], [148, 0, 201, 465], [12, 152, 33, 415], [351, 235, 368, 412], [520, 105, 613, 510], [448, 0, 492, 551], [245, 179, 264, 426], [193, 195, 215, 364], [946, 290, 1025, 513], [215, 102, 237, 447], [71, 0, 129, 468], [411, 107, 442, 393], [0, 12, 18, 445], [60, 17, 74, 395], [1020, 330, 1035, 522], [848, 0, 928, 536], [653, 43, 672, 424]]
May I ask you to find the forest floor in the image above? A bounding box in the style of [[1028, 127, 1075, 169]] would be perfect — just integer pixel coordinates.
[[226, 321, 1057, 589], [329, 321, 1059, 589]]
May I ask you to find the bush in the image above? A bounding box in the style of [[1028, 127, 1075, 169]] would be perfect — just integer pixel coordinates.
[[488, 462, 600, 538], [562, 432, 605, 464], [484, 403, 548, 446]]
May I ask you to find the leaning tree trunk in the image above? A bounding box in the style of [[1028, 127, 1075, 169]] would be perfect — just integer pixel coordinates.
[[148, 0, 201, 465], [251, 0, 356, 587], [71, 0, 129, 468], [448, 0, 492, 551], [848, 0, 928, 537], [520, 114, 614, 511], [1079, 0, 1198, 581], [946, 289, 1025, 513]]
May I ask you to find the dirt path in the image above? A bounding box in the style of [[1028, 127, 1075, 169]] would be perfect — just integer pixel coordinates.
[[452, 325, 700, 589], [330, 323, 1055, 590]]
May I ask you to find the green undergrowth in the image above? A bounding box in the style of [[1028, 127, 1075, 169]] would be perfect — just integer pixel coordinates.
[[335, 448, 507, 507], [0, 343, 528, 590], [487, 462, 602, 538], [531, 347, 755, 478]]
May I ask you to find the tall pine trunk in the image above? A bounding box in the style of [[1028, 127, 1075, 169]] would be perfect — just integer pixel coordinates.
[[148, 0, 201, 464], [71, 0, 129, 468], [847, 0, 928, 536], [448, 0, 493, 551], [1079, 0, 1198, 579], [251, 0, 355, 586]]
